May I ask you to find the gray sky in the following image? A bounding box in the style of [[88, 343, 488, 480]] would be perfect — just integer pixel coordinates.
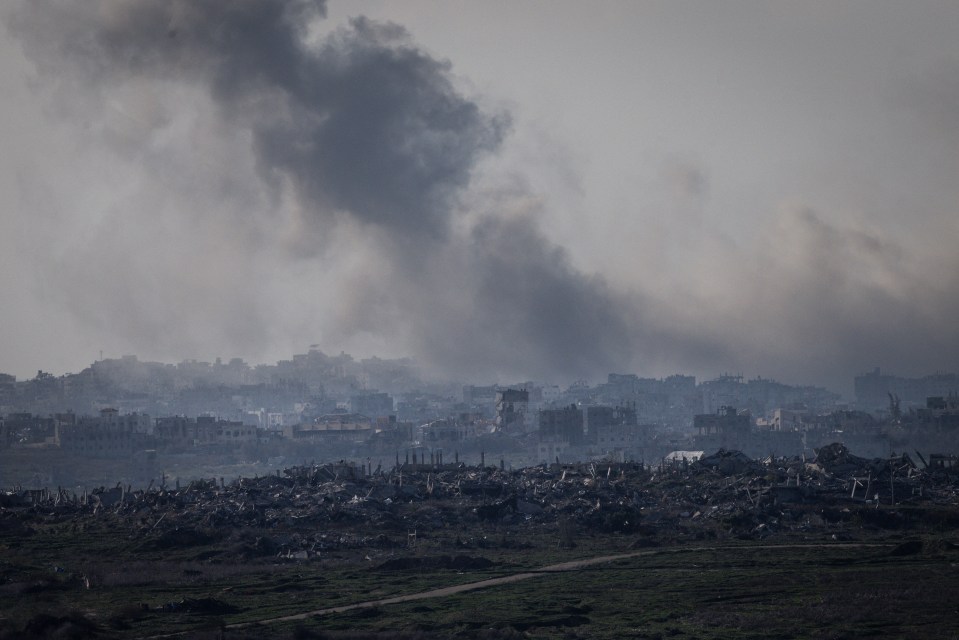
[[2, 1, 958, 395]]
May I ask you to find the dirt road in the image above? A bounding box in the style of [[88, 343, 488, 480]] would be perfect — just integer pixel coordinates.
[[226, 550, 645, 630], [224, 542, 889, 632]]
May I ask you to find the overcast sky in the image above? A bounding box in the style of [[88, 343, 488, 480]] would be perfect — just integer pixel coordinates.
[[1, 1, 958, 395]]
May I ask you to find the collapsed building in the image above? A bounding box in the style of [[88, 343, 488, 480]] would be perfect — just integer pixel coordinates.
[[495, 388, 529, 433]]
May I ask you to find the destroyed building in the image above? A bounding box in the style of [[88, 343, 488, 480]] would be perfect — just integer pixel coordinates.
[[1, 412, 58, 447], [917, 395, 959, 430], [539, 405, 585, 444], [693, 406, 751, 451], [363, 415, 414, 452], [586, 404, 636, 432], [418, 418, 475, 446], [56, 408, 151, 457], [153, 416, 258, 449], [586, 404, 646, 455], [153, 416, 199, 448], [695, 406, 750, 436], [495, 388, 529, 432], [283, 413, 373, 444]]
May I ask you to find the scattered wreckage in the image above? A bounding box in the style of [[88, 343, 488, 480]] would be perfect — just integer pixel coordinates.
[[2, 444, 959, 558]]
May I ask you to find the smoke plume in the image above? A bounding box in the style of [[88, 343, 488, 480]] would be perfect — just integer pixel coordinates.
[[4, 1, 959, 394], [4, 0, 633, 383]]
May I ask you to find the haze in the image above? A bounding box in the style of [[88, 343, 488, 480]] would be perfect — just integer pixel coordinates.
[[2, 1, 958, 395]]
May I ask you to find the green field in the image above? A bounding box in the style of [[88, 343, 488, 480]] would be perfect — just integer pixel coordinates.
[[3, 512, 959, 639]]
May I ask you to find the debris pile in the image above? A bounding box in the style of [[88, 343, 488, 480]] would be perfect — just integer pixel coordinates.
[[3, 444, 959, 557]]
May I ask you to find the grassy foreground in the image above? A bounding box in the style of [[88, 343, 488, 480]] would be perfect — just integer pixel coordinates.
[[245, 541, 959, 640], [3, 513, 959, 639]]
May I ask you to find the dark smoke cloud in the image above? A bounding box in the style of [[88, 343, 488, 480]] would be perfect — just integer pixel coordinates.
[[9, 1, 505, 237], [6, 2, 959, 393], [404, 213, 636, 382], [4, 0, 628, 382], [256, 18, 508, 238]]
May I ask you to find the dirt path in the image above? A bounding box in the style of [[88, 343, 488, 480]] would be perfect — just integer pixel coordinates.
[[224, 542, 889, 631], [225, 550, 645, 630]]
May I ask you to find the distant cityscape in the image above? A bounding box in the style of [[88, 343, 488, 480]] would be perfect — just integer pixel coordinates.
[[1, 350, 957, 489]]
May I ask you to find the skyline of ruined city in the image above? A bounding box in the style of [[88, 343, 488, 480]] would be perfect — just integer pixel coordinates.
[[4, 345, 957, 402]]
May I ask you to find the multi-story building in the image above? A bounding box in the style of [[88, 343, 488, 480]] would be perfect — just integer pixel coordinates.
[[153, 415, 257, 448], [283, 413, 373, 444], [495, 388, 529, 432], [56, 408, 151, 457], [539, 405, 584, 444]]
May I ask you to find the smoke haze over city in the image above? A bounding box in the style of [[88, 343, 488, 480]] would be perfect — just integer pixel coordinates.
[[2, 1, 959, 395]]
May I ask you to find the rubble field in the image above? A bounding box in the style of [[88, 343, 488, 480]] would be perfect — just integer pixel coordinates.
[[3, 444, 959, 638]]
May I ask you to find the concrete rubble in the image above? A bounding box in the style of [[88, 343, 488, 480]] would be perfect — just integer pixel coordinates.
[[3, 444, 959, 558]]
